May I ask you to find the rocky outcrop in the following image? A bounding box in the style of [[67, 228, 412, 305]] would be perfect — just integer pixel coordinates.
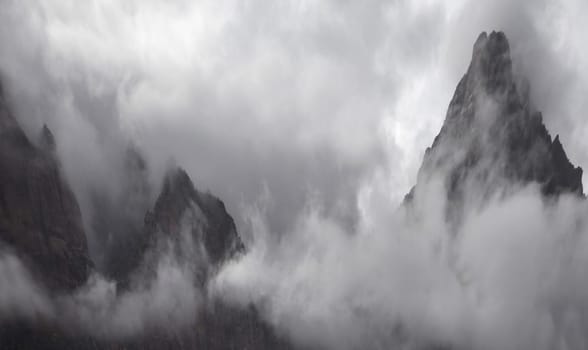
[[0, 82, 90, 291], [143, 167, 244, 266], [96, 167, 285, 349], [0, 77, 287, 347], [88, 144, 240, 287], [408, 31, 583, 222], [103, 165, 245, 289]]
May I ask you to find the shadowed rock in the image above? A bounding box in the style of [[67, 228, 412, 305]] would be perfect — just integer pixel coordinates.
[[144, 167, 244, 265], [111, 166, 245, 289], [98, 166, 287, 350], [38, 125, 56, 153], [0, 82, 90, 291]]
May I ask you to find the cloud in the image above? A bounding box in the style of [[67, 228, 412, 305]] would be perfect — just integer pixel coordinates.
[[0, 249, 53, 322], [1, 0, 588, 349], [0, 0, 587, 216], [0, 0, 404, 242], [60, 254, 201, 339], [0, 224, 202, 340], [213, 177, 588, 349]]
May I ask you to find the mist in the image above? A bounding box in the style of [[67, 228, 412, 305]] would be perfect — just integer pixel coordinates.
[[213, 176, 588, 349], [1, 0, 588, 349], [0, 221, 202, 340]]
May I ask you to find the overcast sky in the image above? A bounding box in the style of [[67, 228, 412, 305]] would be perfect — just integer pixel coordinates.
[[0, 0, 587, 241]]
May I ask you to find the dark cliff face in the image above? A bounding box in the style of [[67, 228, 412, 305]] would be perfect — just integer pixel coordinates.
[[0, 84, 90, 291], [408, 31, 583, 221], [90, 150, 245, 287], [114, 167, 245, 288], [144, 167, 244, 265]]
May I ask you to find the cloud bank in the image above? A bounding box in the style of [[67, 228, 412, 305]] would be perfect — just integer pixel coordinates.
[[214, 181, 588, 349]]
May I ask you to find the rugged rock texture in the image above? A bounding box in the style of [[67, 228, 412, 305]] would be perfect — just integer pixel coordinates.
[[86, 165, 286, 349], [102, 167, 286, 350], [0, 82, 90, 291], [407, 31, 583, 221], [143, 167, 244, 266], [104, 166, 245, 288]]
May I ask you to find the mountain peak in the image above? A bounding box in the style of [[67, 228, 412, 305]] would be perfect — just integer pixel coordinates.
[[144, 166, 243, 265], [163, 167, 196, 196], [444, 31, 519, 130], [410, 31, 583, 223], [473, 31, 510, 56], [469, 30, 513, 94]]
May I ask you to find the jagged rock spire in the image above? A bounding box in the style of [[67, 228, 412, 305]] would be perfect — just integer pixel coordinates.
[[409, 31, 583, 222], [110, 166, 245, 289], [471, 31, 513, 93]]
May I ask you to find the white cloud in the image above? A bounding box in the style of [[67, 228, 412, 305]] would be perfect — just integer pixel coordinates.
[[214, 180, 588, 349]]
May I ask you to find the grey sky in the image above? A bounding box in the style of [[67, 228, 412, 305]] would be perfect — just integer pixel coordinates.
[[1, 0, 586, 239]]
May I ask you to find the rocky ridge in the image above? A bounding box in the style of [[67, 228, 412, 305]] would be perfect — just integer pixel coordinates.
[[0, 82, 90, 291]]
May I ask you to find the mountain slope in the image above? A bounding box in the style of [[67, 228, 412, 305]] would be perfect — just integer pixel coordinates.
[[144, 168, 244, 265], [90, 165, 287, 349], [105, 166, 245, 289], [0, 82, 90, 291]]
